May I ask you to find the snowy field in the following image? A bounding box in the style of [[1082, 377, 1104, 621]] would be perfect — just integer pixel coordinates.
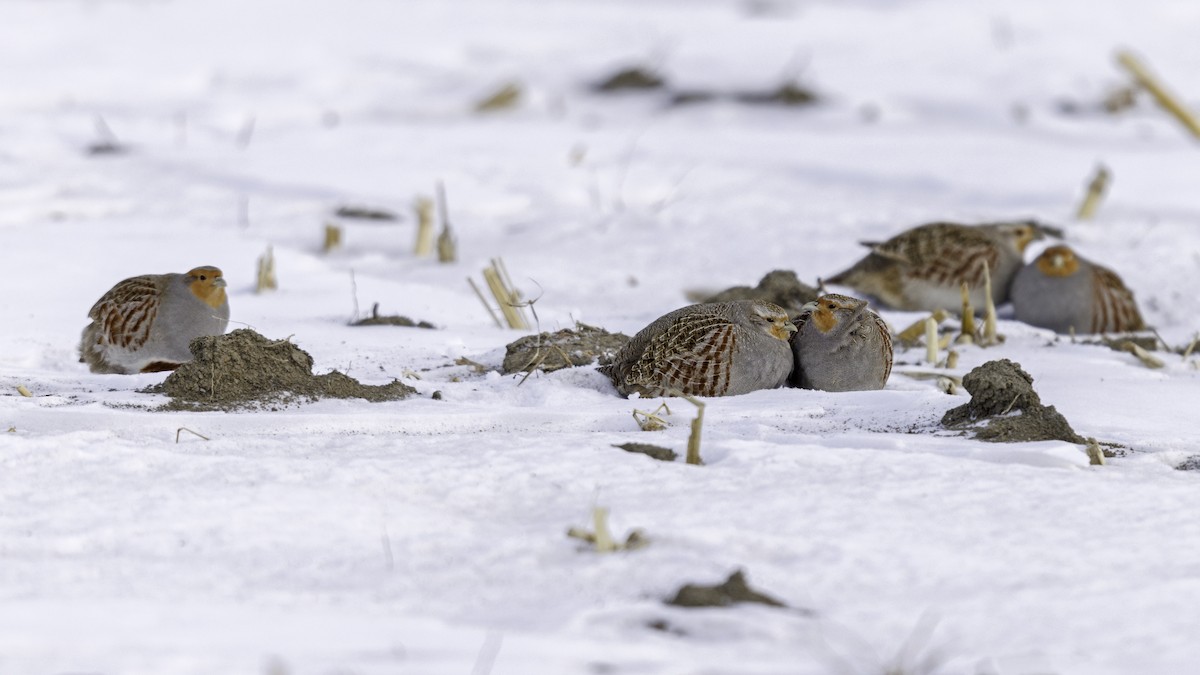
[[3, 0, 1200, 673]]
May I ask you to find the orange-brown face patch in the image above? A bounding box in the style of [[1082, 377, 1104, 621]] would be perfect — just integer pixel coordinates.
[[187, 266, 228, 309], [1036, 245, 1079, 277], [769, 321, 797, 341], [811, 306, 838, 333], [1012, 225, 1041, 252]]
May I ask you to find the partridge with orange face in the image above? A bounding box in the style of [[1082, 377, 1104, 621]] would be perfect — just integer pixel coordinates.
[[599, 300, 796, 398], [789, 294, 892, 391], [826, 221, 1049, 312], [79, 266, 230, 374], [1010, 245, 1145, 334]]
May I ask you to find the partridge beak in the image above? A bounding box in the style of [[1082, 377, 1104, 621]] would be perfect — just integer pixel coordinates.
[[771, 321, 797, 341], [212, 277, 227, 288]]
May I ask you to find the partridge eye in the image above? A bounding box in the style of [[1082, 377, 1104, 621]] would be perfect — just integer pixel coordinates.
[[199, 275, 208, 281]]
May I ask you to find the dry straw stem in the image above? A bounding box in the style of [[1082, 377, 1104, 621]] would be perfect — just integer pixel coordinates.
[[591, 506, 617, 553], [435, 181, 457, 263], [480, 258, 530, 330], [175, 427, 210, 443], [958, 282, 976, 343], [924, 317, 939, 364], [1121, 341, 1165, 368], [565, 506, 648, 553], [256, 246, 277, 293], [413, 195, 435, 257], [633, 402, 671, 431], [16, 385, 32, 397], [1076, 164, 1111, 220], [1086, 438, 1106, 466], [467, 277, 503, 328], [322, 223, 342, 252], [474, 81, 522, 113], [1115, 50, 1200, 139], [979, 263, 1001, 346], [944, 350, 959, 369], [1180, 333, 1199, 360], [898, 310, 949, 344], [679, 393, 706, 466]]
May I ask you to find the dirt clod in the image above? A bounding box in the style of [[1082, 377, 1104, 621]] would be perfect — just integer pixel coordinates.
[[733, 82, 820, 107], [502, 323, 629, 375], [697, 270, 820, 318], [593, 67, 666, 92], [942, 359, 1085, 443], [152, 329, 416, 411], [1176, 456, 1200, 471], [351, 305, 436, 329], [666, 569, 786, 609], [615, 442, 677, 462], [334, 205, 399, 221]]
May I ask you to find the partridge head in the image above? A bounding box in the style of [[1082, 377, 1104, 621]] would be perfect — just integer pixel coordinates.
[[1010, 245, 1145, 334], [599, 300, 795, 398], [79, 266, 231, 374]]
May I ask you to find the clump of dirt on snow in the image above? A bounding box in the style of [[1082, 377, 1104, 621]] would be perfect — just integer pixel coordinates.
[[152, 328, 416, 411], [350, 304, 436, 329], [501, 323, 629, 375], [614, 442, 677, 462], [694, 270, 819, 318], [941, 359, 1085, 444], [666, 570, 786, 608]]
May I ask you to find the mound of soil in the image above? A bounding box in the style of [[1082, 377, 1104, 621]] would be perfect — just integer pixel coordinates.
[[615, 442, 677, 462], [698, 270, 820, 318], [941, 359, 1085, 444], [152, 329, 416, 411], [502, 323, 629, 375], [334, 205, 399, 221], [592, 67, 665, 92], [666, 570, 785, 609], [733, 82, 819, 107], [352, 315, 435, 328], [1176, 456, 1200, 471], [351, 305, 435, 329]]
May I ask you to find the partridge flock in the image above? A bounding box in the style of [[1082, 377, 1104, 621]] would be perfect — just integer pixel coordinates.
[[77, 223, 1146, 403], [604, 220, 1147, 399]]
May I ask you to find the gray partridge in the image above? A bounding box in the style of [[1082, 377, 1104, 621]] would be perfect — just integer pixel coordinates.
[[789, 294, 892, 391], [826, 221, 1048, 312], [79, 266, 230, 374], [599, 300, 796, 398], [1010, 245, 1145, 334]]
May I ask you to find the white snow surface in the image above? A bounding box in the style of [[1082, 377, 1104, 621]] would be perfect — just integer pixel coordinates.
[[2, 0, 1200, 673]]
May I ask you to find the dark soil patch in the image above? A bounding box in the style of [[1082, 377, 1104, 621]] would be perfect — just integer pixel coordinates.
[[351, 304, 436, 329], [86, 141, 129, 156], [1176, 456, 1200, 471], [615, 442, 678, 462], [697, 270, 820, 318], [942, 359, 1085, 444], [666, 570, 786, 609], [149, 329, 416, 411], [334, 205, 399, 221], [593, 67, 666, 92], [733, 82, 820, 106], [502, 323, 629, 375]]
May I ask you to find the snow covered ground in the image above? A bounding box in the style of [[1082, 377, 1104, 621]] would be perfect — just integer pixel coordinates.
[[2, 0, 1200, 673]]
